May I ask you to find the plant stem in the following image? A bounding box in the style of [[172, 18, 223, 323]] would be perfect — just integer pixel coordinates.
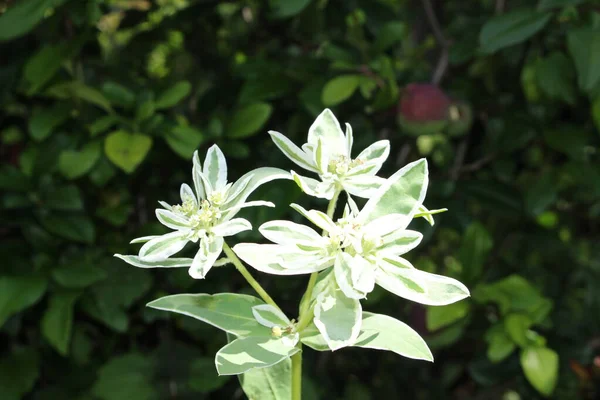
[[291, 190, 341, 400], [291, 351, 302, 400], [222, 241, 281, 311]]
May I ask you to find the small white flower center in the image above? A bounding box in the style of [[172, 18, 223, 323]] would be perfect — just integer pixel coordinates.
[[327, 155, 364, 176]]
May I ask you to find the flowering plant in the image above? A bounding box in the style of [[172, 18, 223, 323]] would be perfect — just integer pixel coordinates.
[[116, 109, 469, 399]]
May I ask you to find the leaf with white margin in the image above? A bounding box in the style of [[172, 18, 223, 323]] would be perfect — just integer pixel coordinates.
[[115, 254, 192, 268], [313, 280, 362, 351], [130, 235, 159, 244], [139, 230, 190, 261], [221, 167, 291, 221], [301, 312, 433, 361], [334, 253, 369, 300], [375, 256, 470, 306], [356, 140, 390, 165], [307, 109, 347, 159], [252, 305, 290, 328], [215, 336, 300, 376], [290, 203, 337, 233], [147, 293, 271, 337], [343, 175, 386, 198], [358, 158, 428, 225], [268, 131, 318, 173], [203, 144, 228, 191], [233, 243, 331, 276], [192, 150, 206, 200], [189, 236, 224, 279], [291, 171, 322, 198], [344, 123, 353, 158], [212, 218, 252, 237], [180, 183, 197, 205], [259, 220, 323, 246], [377, 229, 423, 256], [155, 209, 190, 230]]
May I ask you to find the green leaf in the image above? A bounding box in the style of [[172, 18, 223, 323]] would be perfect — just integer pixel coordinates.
[[227, 102, 273, 139], [0, 275, 47, 327], [373, 22, 407, 53], [147, 293, 271, 337], [101, 82, 136, 108], [189, 357, 230, 393], [28, 103, 71, 141], [567, 28, 600, 93], [0, 348, 39, 400], [154, 81, 192, 109], [51, 264, 107, 288], [215, 336, 299, 375], [39, 213, 95, 243], [22, 42, 71, 95], [479, 9, 552, 54], [504, 313, 533, 347], [486, 326, 517, 363], [41, 291, 80, 356], [538, 0, 584, 10], [45, 81, 113, 112], [270, 0, 311, 18], [165, 125, 204, 159], [520, 347, 559, 396], [58, 141, 102, 179], [104, 131, 153, 173], [592, 97, 600, 134], [40, 185, 84, 211], [458, 222, 493, 284], [92, 354, 158, 400], [238, 355, 291, 400], [524, 171, 557, 216], [0, 0, 66, 41], [89, 115, 120, 137], [536, 52, 577, 105], [426, 301, 470, 331], [321, 75, 361, 106]]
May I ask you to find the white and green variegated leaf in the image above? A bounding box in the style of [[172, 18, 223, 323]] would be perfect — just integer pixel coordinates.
[[215, 336, 299, 376], [413, 205, 448, 226], [376, 256, 470, 306], [180, 183, 197, 206], [147, 293, 270, 337], [139, 230, 190, 261], [344, 123, 353, 158], [212, 218, 252, 237], [290, 171, 322, 198], [314, 138, 328, 174], [289, 203, 337, 233], [192, 150, 206, 200], [259, 220, 323, 246], [301, 312, 433, 361], [115, 254, 192, 268], [377, 229, 423, 256], [343, 175, 386, 198], [268, 131, 318, 173], [189, 236, 224, 279], [238, 349, 292, 400], [203, 144, 228, 191], [252, 305, 290, 328], [358, 158, 428, 225], [313, 281, 362, 351], [362, 213, 414, 238], [355, 140, 390, 165], [307, 109, 347, 159], [155, 209, 190, 230], [130, 235, 160, 244], [221, 167, 291, 221], [334, 253, 370, 300], [233, 244, 330, 275]]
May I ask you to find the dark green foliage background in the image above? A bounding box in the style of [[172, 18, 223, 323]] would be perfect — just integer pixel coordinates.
[[1, 0, 599, 399]]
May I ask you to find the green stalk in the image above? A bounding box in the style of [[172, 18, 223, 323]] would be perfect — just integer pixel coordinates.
[[291, 189, 341, 400], [222, 241, 281, 312]]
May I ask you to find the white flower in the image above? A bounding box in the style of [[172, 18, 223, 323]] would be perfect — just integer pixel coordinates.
[[269, 109, 390, 199], [234, 159, 469, 306], [116, 144, 290, 279]]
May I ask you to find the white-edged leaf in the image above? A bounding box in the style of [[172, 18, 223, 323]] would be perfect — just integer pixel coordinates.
[[212, 219, 252, 237], [233, 243, 330, 275], [314, 137, 328, 173], [314, 282, 362, 351], [362, 214, 416, 238], [307, 109, 347, 159], [301, 312, 433, 361], [377, 229, 423, 256], [376, 257, 470, 306], [344, 123, 353, 158], [252, 305, 290, 328], [115, 254, 192, 268], [147, 293, 270, 337], [189, 236, 224, 279], [192, 150, 206, 200], [223, 200, 275, 212], [358, 158, 428, 225], [139, 231, 189, 261], [334, 253, 369, 300], [215, 336, 299, 376], [155, 209, 190, 230], [291, 171, 326, 198], [259, 220, 323, 246], [343, 175, 386, 198], [180, 183, 197, 206], [203, 144, 228, 191], [130, 235, 159, 244], [355, 140, 390, 169], [290, 203, 337, 233], [269, 131, 318, 172]]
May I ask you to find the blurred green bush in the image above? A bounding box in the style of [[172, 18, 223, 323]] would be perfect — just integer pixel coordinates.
[[1, 0, 599, 399]]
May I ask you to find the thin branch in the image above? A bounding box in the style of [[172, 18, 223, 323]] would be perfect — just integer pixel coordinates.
[[422, 0, 450, 85], [459, 154, 495, 173], [495, 0, 506, 14], [450, 139, 468, 181]]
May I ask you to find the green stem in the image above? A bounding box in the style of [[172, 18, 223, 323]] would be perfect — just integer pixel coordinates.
[[291, 189, 341, 400], [291, 351, 302, 400], [222, 241, 281, 311]]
